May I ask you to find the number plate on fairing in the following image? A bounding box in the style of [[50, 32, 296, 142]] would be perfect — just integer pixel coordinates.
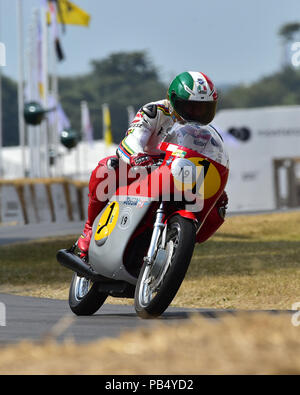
[[94, 202, 119, 246], [88, 196, 152, 284]]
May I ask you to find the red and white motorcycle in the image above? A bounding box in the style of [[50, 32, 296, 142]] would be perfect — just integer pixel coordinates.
[[57, 122, 229, 318]]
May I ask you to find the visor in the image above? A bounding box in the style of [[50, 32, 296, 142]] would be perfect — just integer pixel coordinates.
[[172, 95, 217, 125]]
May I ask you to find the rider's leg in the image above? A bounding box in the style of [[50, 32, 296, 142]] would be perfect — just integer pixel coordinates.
[[77, 197, 107, 255], [196, 191, 228, 243], [78, 156, 119, 255]]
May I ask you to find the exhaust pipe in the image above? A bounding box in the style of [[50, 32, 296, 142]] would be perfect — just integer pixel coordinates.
[[57, 249, 106, 282]]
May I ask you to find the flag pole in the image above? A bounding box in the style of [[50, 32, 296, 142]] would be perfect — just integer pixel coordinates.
[[26, 19, 34, 178], [48, 0, 59, 177], [35, 7, 42, 178], [0, 0, 3, 178], [51, 30, 60, 178], [41, 1, 50, 178], [16, 0, 26, 178], [33, 8, 42, 178], [0, 66, 3, 178], [27, 10, 39, 178]]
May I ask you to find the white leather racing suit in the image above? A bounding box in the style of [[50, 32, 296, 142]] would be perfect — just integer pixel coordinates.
[[117, 99, 175, 163]]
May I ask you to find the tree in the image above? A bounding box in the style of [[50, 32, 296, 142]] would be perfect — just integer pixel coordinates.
[[59, 51, 167, 143], [279, 22, 300, 42], [218, 67, 300, 110]]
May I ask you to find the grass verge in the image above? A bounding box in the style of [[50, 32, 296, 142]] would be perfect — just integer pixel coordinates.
[[0, 313, 299, 374]]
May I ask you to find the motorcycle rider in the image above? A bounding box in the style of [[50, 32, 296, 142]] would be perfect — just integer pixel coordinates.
[[77, 71, 228, 257]]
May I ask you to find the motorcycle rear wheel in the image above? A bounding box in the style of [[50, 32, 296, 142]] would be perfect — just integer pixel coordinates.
[[69, 273, 108, 316], [134, 215, 196, 319]]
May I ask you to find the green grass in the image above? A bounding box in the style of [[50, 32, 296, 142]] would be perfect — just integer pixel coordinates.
[[1, 211, 300, 309]]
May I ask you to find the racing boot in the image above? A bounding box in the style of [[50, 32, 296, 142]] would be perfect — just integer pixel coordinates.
[[78, 198, 107, 257]]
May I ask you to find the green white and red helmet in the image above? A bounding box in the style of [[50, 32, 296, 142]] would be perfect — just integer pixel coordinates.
[[168, 71, 218, 125]]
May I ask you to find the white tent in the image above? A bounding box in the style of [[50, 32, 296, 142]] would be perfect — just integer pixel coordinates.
[[1, 140, 117, 180], [213, 105, 300, 212]]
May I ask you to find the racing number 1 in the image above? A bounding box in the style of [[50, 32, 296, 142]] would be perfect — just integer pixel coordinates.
[[97, 202, 116, 234], [198, 159, 210, 178], [192, 159, 210, 194]]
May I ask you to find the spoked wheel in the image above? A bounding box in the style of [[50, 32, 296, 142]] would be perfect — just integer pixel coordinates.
[[134, 215, 196, 319], [69, 273, 108, 316]]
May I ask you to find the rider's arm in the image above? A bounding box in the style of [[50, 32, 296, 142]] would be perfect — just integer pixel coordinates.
[[117, 104, 158, 165]]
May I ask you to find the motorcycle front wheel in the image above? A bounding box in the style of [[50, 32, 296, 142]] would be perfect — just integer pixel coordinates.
[[69, 273, 108, 316], [134, 215, 196, 319]]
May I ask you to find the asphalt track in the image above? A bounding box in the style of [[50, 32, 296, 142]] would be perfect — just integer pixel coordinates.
[[0, 219, 295, 345], [0, 293, 293, 345], [0, 293, 194, 344], [0, 221, 84, 246]]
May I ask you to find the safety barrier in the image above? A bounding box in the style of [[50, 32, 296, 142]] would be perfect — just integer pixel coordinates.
[[0, 179, 89, 225]]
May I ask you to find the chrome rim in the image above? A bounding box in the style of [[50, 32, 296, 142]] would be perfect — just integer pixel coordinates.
[[138, 222, 181, 308], [74, 275, 91, 301]]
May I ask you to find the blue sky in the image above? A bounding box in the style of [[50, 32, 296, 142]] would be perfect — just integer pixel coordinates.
[[1, 0, 300, 86]]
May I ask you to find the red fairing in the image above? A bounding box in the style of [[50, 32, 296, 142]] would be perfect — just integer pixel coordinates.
[[115, 140, 229, 244], [117, 141, 228, 204], [196, 205, 224, 243], [165, 209, 200, 223]]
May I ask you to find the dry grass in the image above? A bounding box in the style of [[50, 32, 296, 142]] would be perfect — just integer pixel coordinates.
[[0, 313, 299, 375], [175, 211, 300, 310], [1, 211, 300, 309], [0, 235, 76, 300]]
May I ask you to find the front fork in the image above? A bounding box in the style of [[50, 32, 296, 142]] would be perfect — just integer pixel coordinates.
[[144, 202, 167, 265]]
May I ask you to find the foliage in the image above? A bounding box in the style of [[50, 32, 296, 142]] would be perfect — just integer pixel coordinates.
[[58, 51, 167, 142], [218, 67, 300, 110], [278, 22, 300, 42]]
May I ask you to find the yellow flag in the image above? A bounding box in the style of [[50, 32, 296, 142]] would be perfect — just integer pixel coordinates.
[[38, 83, 44, 100], [102, 104, 113, 146], [49, 0, 91, 27]]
